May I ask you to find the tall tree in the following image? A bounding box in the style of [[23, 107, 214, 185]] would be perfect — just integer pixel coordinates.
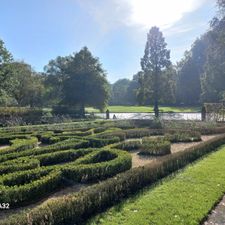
[[140, 27, 171, 117], [176, 38, 207, 105], [44, 56, 71, 106], [201, 17, 225, 102], [0, 39, 14, 106], [109, 78, 139, 105], [9, 62, 45, 106], [62, 47, 110, 117]]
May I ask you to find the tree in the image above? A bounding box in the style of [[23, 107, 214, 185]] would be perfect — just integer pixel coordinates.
[[217, 0, 225, 16], [201, 17, 225, 102], [0, 39, 14, 106], [140, 27, 171, 117], [43, 56, 71, 106], [10, 62, 45, 106], [109, 78, 139, 105], [176, 38, 207, 105], [62, 47, 110, 117]]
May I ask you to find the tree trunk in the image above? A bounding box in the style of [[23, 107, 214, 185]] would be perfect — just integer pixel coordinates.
[[80, 102, 85, 118], [154, 69, 159, 118]]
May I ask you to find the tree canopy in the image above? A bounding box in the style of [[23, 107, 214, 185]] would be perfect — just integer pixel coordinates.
[[140, 27, 172, 116], [61, 47, 110, 116]]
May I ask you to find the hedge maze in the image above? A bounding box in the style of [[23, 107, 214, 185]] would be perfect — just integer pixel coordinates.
[[0, 121, 225, 225]]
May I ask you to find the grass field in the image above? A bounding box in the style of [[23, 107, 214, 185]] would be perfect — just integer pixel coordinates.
[[87, 145, 225, 225], [86, 106, 200, 113]]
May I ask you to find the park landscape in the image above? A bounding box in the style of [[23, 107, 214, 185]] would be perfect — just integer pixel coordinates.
[[1, 0, 225, 224]]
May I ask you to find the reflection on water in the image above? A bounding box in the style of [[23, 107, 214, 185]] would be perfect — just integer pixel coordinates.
[[94, 112, 201, 120]]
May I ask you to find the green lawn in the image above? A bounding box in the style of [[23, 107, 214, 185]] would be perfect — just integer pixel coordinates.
[[86, 106, 200, 113], [87, 145, 225, 225]]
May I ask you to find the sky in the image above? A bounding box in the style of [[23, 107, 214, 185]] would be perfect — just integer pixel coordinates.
[[0, 0, 216, 83]]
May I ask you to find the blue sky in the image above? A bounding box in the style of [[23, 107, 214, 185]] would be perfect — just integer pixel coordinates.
[[0, 0, 216, 83]]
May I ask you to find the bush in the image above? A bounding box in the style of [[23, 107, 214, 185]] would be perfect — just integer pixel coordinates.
[[0, 137, 38, 156], [0, 107, 44, 126], [4, 134, 225, 225], [113, 140, 141, 151], [0, 144, 131, 207], [0, 157, 40, 175], [139, 137, 171, 156], [165, 130, 201, 143], [124, 128, 163, 139]]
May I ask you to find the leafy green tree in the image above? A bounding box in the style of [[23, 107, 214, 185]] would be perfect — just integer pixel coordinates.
[[0, 39, 14, 106], [44, 56, 70, 106], [140, 27, 171, 116], [217, 0, 225, 16], [201, 18, 225, 102], [62, 47, 110, 117], [110, 78, 139, 105], [176, 38, 207, 105], [3, 62, 45, 106]]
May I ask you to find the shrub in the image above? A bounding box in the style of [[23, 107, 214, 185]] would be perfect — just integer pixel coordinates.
[[0, 157, 40, 175], [124, 128, 163, 139], [139, 137, 171, 156], [3, 134, 225, 225], [0, 137, 38, 155], [113, 140, 141, 151], [165, 130, 201, 143]]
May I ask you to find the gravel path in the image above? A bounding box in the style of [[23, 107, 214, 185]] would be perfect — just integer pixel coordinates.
[[0, 183, 88, 219], [131, 135, 218, 168], [0, 145, 9, 150]]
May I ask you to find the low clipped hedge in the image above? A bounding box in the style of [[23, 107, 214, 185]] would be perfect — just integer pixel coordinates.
[[96, 128, 164, 141], [113, 140, 141, 151], [124, 128, 163, 139], [139, 137, 171, 156], [0, 138, 89, 163], [4, 134, 225, 225], [165, 130, 201, 143], [0, 137, 38, 155], [84, 137, 120, 148], [0, 134, 31, 144], [0, 148, 131, 207], [35, 149, 93, 166], [0, 169, 62, 207], [0, 157, 40, 175]]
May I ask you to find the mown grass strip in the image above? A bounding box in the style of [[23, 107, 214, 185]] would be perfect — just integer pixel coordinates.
[[86, 106, 200, 113], [88, 145, 225, 225]]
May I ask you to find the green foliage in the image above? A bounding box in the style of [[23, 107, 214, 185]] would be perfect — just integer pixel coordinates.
[[3, 134, 225, 224], [201, 18, 225, 102], [62, 47, 110, 116], [176, 38, 207, 105], [140, 27, 171, 116], [140, 137, 171, 156], [110, 78, 139, 105], [88, 145, 225, 225], [165, 130, 201, 143]]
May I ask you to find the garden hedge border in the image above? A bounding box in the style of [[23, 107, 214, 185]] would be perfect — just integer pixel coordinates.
[[0, 148, 131, 207], [2, 134, 225, 225]]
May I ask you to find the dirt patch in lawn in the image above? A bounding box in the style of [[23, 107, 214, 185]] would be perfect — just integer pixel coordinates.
[[131, 135, 219, 168]]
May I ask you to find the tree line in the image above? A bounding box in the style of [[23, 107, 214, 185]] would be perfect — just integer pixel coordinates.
[[0, 0, 225, 117]]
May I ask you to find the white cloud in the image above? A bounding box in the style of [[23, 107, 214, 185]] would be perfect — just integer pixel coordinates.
[[125, 0, 208, 28], [78, 0, 208, 32]]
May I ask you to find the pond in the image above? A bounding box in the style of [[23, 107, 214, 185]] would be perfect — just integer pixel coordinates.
[[94, 112, 201, 120]]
